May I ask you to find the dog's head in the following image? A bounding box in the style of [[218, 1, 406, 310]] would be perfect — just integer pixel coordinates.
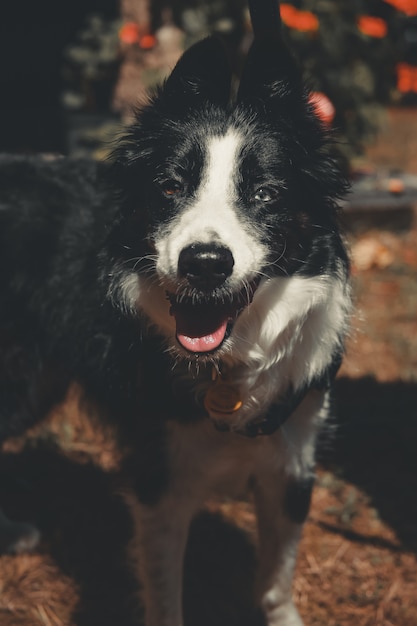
[[107, 0, 348, 362]]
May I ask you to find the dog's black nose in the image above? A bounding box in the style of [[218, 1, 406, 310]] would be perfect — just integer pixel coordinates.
[[178, 244, 234, 290]]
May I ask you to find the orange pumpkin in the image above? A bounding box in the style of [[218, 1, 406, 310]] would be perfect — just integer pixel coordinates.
[[383, 0, 417, 16], [357, 16, 388, 38], [309, 92, 336, 125], [139, 34, 157, 50], [280, 3, 319, 32], [119, 22, 141, 45], [397, 63, 417, 93]]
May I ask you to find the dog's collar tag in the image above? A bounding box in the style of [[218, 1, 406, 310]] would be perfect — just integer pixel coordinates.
[[204, 372, 243, 418]]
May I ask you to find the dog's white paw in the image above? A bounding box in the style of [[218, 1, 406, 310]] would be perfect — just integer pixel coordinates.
[[0, 514, 40, 555], [264, 601, 304, 626]]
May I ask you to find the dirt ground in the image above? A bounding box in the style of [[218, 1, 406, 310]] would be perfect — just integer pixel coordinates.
[[1, 116, 417, 625]]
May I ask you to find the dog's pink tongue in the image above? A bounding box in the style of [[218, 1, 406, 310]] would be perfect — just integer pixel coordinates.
[[172, 309, 228, 353], [177, 323, 228, 352]]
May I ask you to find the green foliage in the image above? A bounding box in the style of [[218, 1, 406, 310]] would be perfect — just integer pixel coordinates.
[[169, 0, 403, 156], [281, 1, 397, 156]]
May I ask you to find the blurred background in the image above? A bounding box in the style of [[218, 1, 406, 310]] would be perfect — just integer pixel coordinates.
[[0, 2, 417, 626], [2, 0, 417, 161]]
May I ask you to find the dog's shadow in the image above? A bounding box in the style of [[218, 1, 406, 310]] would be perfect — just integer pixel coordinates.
[[0, 447, 139, 625], [0, 445, 264, 626], [1, 375, 416, 625], [320, 376, 417, 553]]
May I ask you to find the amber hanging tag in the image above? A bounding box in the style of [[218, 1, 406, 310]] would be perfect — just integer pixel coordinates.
[[204, 374, 243, 417]]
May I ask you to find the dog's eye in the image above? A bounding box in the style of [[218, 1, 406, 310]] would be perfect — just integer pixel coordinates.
[[254, 188, 278, 203], [160, 180, 184, 197]]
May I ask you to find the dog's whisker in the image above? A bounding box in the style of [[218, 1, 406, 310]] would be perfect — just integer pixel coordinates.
[[288, 257, 309, 265], [310, 223, 336, 234], [121, 254, 158, 268]]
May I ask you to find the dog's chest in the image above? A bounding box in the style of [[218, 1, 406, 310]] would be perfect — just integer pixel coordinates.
[[166, 419, 284, 500]]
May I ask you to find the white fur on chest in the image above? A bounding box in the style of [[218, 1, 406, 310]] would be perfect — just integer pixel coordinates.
[[217, 270, 350, 429], [165, 388, 328, 504], [126, 268, 349, 433]]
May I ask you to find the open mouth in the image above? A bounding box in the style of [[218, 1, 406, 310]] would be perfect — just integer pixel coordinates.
[[168, 282, 258, 354]]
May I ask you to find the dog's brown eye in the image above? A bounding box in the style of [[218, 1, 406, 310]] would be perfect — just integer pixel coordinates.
[[161, 180, 183, 197], [254, 188, 277, 203]]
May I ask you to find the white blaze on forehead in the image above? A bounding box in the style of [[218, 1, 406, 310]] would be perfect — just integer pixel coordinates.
[[200, 130, 241, 207], [155, 128, 267, 284]]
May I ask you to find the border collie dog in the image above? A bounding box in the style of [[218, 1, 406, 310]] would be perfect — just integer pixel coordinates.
[[0, 0, 350, 623]]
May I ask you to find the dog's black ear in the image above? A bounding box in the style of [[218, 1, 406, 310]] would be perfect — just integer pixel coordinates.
[[237, 0, 303, 107], [162, 36, 231, 108]]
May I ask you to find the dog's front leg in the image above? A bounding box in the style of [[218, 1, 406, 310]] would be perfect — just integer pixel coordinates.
[[252, 467, 312, 626], [130, 493, 193, 626], [252, 391, 327, 625]]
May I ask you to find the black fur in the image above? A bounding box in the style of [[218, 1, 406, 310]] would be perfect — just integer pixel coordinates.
[[284, 476, 315, 525], [0, 5, 350, 612], [0, 156, 141, 442]]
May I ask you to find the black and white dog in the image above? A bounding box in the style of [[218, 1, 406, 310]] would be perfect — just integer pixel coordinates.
[[0, 0, 351, 623]]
